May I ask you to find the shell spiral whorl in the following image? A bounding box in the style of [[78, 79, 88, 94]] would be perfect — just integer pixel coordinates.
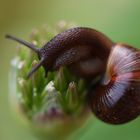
[[89, 43, 140, 124]]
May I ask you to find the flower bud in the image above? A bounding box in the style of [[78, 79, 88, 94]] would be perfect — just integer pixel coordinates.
[[9, 21, 92, 140]]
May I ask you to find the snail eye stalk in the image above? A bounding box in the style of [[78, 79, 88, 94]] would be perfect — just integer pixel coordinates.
[[5, 34, 40, 53]]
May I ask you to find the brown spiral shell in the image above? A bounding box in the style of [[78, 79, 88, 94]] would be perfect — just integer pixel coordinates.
[[89, 43, 140, 124]]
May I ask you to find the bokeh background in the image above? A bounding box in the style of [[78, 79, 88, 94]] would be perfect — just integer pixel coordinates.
[[0, 0, 140, 140]]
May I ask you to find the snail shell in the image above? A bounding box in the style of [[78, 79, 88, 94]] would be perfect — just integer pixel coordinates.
[[89, 43, 140, 124]]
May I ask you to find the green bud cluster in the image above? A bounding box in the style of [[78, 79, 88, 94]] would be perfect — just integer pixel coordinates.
[[9, 21, 92, 140]]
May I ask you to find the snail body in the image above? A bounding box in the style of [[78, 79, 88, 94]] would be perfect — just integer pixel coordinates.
[[6, 27, 113, 79], [6, 27, 140, 124]]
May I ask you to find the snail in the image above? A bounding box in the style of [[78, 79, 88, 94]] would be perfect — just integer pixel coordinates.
[[6, 27, 140, 124]]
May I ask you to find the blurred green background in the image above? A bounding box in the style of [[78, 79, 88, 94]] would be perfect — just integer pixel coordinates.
[[0, 0, 140, 140]]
